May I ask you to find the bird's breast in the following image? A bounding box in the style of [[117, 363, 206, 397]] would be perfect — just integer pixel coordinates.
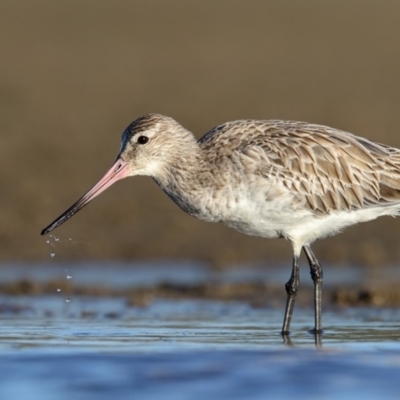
[[170, 180, 309, 239], [156, 167, 316, 239]]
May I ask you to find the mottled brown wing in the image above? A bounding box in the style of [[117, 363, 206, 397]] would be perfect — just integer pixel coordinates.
[[242, 121, 400, 214]]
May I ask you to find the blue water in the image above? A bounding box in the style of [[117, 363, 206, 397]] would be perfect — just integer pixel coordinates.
[[2, 349, 400, 400], [0, 296, 398, 399], [0, 263, 399, 399]]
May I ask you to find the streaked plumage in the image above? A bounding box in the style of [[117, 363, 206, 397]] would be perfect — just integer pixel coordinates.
[[41, 114, 400, 335]]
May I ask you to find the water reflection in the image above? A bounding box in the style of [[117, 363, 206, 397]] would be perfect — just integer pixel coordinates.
[[0, 296, 398, 351], [0, 294, 398, 399]]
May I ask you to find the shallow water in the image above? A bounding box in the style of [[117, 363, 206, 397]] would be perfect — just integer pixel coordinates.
[[1, 263, 400, 399]]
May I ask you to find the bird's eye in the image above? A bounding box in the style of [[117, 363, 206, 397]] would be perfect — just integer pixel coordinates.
[[137, 136, 149, 145]]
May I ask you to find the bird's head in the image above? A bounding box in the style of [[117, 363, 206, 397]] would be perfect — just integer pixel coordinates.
[[41, 113, 191, 235]]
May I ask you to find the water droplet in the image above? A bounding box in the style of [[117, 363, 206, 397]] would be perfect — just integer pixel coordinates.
[[55, 237, 60, 242], [66, 274, 72, 280], [69, 238, 72, 241], [50, 253, 55, 258], [57, 288, 61, 293], [65, 298, 71, 303], [46, 240, 50, 244]]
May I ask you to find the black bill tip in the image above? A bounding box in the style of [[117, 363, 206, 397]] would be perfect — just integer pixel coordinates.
[[40, 201, 84, 236], [40, 219, 64, 236], [41, 227, 51, 236]]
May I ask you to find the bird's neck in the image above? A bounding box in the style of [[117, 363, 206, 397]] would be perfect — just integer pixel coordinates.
[[153, 138, 213, 217]]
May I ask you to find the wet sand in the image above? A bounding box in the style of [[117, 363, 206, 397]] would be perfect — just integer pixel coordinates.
[[2, 278, 400, 309], [1, 262, 400, 309]]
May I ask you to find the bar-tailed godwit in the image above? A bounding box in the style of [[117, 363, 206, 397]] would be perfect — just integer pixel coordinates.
[[41, 114, 400, 335]]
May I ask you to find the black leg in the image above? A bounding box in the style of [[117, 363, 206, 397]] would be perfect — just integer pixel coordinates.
[[303, 245, 323, 334], [281, 254, 300, 335]]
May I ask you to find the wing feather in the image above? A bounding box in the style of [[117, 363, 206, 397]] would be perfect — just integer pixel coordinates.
[[199, 119, 400, 214], [248, 122, 400, 213]]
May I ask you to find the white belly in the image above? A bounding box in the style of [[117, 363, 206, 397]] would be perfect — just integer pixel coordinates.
[[195, 185, 308, 238], [161, 175, 400, 250], [195, 185, 400, 249]]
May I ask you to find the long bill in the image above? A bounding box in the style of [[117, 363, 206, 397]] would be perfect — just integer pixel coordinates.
[[41, 158, 130, 235]]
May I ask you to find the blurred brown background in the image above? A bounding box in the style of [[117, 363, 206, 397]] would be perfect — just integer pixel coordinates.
[[2, 0, 400, 267]]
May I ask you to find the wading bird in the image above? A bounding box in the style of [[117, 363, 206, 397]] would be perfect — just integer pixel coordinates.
[[41, 114, 400, 335]]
